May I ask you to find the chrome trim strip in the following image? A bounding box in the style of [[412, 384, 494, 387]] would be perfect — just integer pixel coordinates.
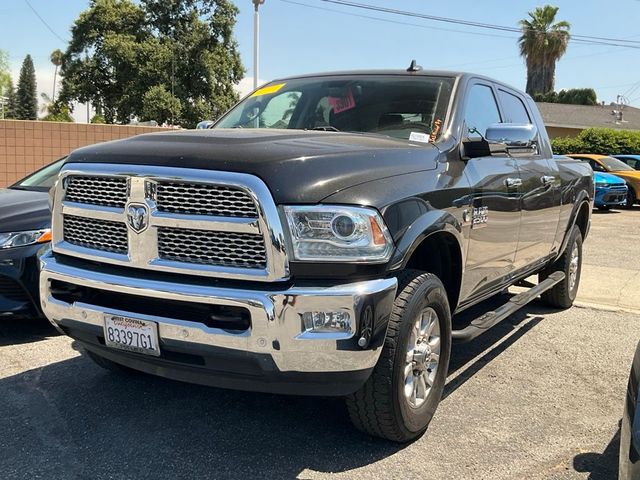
[[52, 163, 290, 282], [40, 252, 397, 373]]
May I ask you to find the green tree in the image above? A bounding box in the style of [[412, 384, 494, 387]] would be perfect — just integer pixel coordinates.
[[535, 88, 598, 106], [50, 49, 64, 101], [60, 0, 150, 123], [16, 54, 38, 120], [0, 50, 11, 98], [60, 0, 244, 127], [519, 5, 570, 97], [4, 77, 17, 119], [42, 100, 74, 122], [141, 85, 182, 124]]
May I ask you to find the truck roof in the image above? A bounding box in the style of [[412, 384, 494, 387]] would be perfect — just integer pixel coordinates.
[[269, 69, 530, 100]]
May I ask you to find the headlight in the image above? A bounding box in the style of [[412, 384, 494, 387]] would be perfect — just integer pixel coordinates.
[[595, 182, 608, 188], [0, 229, 52, 249], [283, 205, 394, 262]]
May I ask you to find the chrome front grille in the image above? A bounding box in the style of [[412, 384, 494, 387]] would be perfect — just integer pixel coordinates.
[[156, 182, 258, 217], [63, 215, 128, 254], [65, 176, 128, 208], [158, 228, 266, 268], [52, 164, 289, 282]]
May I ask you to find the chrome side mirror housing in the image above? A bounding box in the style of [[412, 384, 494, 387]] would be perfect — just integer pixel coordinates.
[[485, 123, 538, 155]]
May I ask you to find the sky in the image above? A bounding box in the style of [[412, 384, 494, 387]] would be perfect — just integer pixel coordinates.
[[1, 0, 640, 123]]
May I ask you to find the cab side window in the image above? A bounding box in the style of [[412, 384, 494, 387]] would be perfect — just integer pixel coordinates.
[[464, 84, 501, 140], [588, 160, 606, 172], [498, 90, 531, 124]]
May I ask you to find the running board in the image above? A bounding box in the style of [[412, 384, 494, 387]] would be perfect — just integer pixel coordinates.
[[451, 271, 565, 343]]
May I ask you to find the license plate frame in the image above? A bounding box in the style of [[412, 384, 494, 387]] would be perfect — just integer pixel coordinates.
[[103, 314, 161, 357]]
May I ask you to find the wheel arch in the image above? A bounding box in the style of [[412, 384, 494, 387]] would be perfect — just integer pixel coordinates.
[[388, 212, 464, 312]]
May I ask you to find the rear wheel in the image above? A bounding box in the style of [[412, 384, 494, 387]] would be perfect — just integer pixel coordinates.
[[346, 270, 451, 442], [626, 186, 636, 209], [540, 225, 583, 309]]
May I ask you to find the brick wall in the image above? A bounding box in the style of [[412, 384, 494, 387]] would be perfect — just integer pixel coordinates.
[[0, 120, 166, 187]]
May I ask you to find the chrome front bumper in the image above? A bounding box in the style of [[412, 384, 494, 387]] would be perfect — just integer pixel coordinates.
[[40, 252, 397, 386]]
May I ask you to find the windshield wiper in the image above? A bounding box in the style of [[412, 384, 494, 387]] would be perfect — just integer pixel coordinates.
[[309, 126, 340, 132]]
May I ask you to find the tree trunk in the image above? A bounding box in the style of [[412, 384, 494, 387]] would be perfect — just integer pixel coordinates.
[[52, 66, 58, 101]]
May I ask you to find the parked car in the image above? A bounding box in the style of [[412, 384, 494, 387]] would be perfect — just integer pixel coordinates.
[[40, 69, 593, 442], [613, 154, 640, 171], [568, 154, 640, 208], [593, 171, 628, 210], [620, 340, 640, 480], [0, 158, 64, 318]]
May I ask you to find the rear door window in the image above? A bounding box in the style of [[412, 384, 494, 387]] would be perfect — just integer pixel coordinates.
[[498, 90, 531, 124]]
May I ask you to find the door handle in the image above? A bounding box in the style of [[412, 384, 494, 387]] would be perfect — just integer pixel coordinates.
[[504, 177, 522, 188], [541, 175, 556, 185]]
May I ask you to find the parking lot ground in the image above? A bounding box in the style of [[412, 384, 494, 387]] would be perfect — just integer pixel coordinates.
[[577, 205, 640, 312], [0, 206, 639, 480]]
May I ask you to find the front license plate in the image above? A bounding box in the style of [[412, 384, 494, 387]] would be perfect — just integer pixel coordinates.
[[104, 315, 160, 356]]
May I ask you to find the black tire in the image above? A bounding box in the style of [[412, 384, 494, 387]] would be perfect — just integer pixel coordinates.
[[346, 270, 452, 442], [626, 186, 636, 209], [540, 225, 583, 309], [85, 349, 139, 375]]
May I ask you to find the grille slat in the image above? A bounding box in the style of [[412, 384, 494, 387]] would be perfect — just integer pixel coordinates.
[[0, 277, 30, 302], [63, 215, 128, 254], [156, 182, 258, 218], [65, 176, 128, 208], [158, 228, 266, 269]]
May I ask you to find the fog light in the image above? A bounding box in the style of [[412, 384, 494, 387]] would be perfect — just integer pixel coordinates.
[[302, 311, 352, 333]]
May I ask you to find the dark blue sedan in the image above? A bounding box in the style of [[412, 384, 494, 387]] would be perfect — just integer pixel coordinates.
[[614, 155, 640, 171], [0, 158, 64, 318]]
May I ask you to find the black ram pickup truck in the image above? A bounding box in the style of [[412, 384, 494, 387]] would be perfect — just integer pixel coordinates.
[[40, 68, 593, 442]]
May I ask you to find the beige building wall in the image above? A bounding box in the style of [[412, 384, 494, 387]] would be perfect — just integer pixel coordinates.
[[0, 120, 166, 187], [546, 125, 583, 139]]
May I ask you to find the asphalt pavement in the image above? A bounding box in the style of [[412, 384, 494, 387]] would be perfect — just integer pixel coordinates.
[[1, 208, 639, 480]]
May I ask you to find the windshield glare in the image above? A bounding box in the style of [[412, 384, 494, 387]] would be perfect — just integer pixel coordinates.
[[600, 156, 635, 171], [215, 75, 454, 141], [13, 158, 65, 191]]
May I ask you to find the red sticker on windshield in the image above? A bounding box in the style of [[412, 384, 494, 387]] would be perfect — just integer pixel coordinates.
[[328, 89, 356, 114]]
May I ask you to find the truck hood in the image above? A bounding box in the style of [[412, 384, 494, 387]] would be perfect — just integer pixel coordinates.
[[65, 129, 439, 204], [0, 188, 50, 232]]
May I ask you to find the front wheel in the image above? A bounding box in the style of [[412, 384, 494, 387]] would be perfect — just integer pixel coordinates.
[[540, 225, 583, 309], [346, 270, 451, 442]]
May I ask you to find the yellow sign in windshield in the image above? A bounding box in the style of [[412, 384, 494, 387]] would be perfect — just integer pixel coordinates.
[[250, 83, 286, 97]]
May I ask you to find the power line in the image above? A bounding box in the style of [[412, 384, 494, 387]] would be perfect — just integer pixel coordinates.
[[314, 0, 640, 50], [24, 0, 67, 43], [280, 0, 516, 41]]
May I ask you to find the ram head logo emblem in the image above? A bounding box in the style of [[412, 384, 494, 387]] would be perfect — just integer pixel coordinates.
[[126, 204, 149, 233]]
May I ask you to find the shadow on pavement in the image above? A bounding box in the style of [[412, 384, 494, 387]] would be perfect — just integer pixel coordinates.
[[0, 315, 59, 347], [0, 296, 555, 478], [573, 427, 620, 480]]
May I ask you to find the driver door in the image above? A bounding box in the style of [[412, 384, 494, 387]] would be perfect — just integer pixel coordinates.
[[459, 81, 522, 300]]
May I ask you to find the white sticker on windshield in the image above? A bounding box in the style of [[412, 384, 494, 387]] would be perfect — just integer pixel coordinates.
[[409, 132, 430, 143]]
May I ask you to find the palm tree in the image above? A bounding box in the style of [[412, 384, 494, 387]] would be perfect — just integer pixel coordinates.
[[519, 5, 570, 97], [50, 49, 63, 101]]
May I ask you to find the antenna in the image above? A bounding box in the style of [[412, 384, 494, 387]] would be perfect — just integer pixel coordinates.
[[407, 59, 422, 72]]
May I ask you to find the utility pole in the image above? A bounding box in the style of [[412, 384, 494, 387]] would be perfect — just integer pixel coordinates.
[[253, 0, 265, 90], [85, 50, 91, 123]]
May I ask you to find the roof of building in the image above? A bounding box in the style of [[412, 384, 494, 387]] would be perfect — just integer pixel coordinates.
[[536, 102, 640, 131]]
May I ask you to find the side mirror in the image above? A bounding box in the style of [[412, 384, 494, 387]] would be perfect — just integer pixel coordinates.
[[485, 123, 538, 155]]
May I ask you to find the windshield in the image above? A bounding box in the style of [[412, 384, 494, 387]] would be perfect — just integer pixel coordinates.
[[600, 156, 635, 171], [11, 158, 65, 192], [215, 75, 454, 141]]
